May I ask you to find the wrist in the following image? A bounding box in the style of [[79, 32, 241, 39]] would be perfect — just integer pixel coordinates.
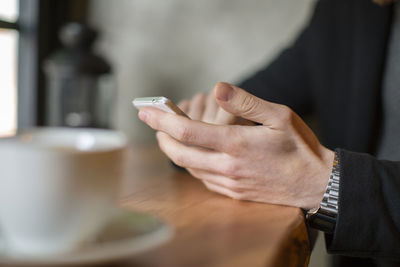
[[306, 150, 340, 233], [303, 148, 335, 211]]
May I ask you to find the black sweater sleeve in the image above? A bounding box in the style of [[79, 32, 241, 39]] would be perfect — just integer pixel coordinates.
[[238, 26, 313, 117], [238, 0, 332, 117], [326, 149, 400, 261]]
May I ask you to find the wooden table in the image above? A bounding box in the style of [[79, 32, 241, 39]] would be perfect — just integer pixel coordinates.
[[118, 146, 311, 267]]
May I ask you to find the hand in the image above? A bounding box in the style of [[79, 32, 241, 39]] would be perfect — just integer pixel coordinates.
[[138, 82, 334, 210], [178, 90, 253, 126]]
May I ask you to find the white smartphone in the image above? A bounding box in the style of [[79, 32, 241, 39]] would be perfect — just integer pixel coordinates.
[[132, 96, 189, 118]]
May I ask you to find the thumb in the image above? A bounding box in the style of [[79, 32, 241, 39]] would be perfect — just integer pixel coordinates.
[[213, 82, 281, 125]]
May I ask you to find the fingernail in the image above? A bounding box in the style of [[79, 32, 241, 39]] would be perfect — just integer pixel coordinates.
[[215, 82, 234, 102], [138, 110, 149, 122]]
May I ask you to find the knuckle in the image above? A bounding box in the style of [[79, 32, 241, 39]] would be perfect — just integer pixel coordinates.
[[176, 125, 194, 143], [277, 105, 294, 125], [222, 127, 247, 156], [240, 94, 259, 116], [171, 153, 187, 167], [221, 160, 239, 178], [226, 180, 243, 193]]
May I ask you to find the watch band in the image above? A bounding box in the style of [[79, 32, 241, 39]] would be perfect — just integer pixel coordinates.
[[306, 151, 340, 234]]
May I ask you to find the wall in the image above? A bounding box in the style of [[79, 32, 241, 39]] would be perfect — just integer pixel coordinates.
[[89, 0, 316, 143]]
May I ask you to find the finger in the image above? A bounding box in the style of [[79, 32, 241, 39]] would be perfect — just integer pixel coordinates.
[[213, 82, 284, 126], [202, 93, 219, 123], [202, 181, 243, 200], [178, 99, 190, 114], [215, 108, 236, 125], [187, 168, 241, 188], [138, 107, 233, 151], [156, 131, 227, 173], [188, 93, 206, 121]]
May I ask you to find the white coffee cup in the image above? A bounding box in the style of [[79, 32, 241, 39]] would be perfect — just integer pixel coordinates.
[[0, 127, 127, 256]]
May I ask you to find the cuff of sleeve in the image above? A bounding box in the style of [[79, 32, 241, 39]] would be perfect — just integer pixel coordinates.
[[324, 148, 400, 259], [324, 148, 364, 256]]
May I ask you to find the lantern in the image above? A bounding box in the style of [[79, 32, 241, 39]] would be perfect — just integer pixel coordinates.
[[44, 22, 114, 128]]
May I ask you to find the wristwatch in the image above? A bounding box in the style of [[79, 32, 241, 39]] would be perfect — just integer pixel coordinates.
[[306, 152, 340, 234]]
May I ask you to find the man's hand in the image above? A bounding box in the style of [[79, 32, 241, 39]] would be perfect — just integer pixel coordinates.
[[138, 82, 334, 210]]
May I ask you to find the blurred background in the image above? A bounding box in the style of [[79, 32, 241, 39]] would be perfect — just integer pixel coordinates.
[[0, 0, 332, 266], [0, 0, 316, 143]]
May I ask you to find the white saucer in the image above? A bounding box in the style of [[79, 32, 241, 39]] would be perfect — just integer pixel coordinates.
[[0, 209, 173, 266]]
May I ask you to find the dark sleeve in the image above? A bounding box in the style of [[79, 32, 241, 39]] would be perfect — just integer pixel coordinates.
[[326, 149, 400, 261], [238, 0, 332, 116], [239, 32, 312, 116]]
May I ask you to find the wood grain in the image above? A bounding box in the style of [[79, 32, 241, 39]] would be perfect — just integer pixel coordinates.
[[116, 145, 310, 267]]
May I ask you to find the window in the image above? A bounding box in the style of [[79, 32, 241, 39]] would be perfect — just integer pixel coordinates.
[[0, 0, 89, 136], [0, 0, 18, 137]]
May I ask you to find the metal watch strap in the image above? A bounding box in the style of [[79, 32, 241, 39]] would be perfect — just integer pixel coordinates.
[[306, 152, 340, 234]]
